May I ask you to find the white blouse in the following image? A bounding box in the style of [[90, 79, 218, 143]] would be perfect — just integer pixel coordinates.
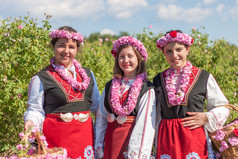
[[94, 78, 156, 159], [24, 64, 100, 130]]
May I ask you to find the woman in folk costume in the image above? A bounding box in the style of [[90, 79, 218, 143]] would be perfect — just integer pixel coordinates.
[[153, 30, 230, 159], [24, 26, 100, 159], [94, 36, 156, 159]]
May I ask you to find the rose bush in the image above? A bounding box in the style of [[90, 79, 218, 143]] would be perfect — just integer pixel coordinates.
[[0, 15, 237, 156], [0, 14, 52, 154]]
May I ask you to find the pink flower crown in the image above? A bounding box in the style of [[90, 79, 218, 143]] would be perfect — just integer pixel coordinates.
[[49, 30, 84, 44], [156, 31, 193, 50], [111, 36, 148, 61]]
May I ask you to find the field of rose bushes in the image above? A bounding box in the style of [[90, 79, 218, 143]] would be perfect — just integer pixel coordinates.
[[0, 15, 237, 155]]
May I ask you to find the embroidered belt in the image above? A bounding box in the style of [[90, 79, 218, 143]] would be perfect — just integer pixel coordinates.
[[49, 112, 89, 122]]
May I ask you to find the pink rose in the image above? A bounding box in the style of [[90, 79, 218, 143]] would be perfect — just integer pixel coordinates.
[[221, 141, 229, 150], [214, 130, 225, 140], [167, 92, 175, 100], [39, 135, 46, 141], [25, 143, 29, 148], [16, 144, 23, 150], [165, 78, 173, 84], [44, 140, 48, 148], [31, 126, 37, 133], [27, 147, 36, 155], [216, 152, 221, 157], [181, 85, 187, 91], [28, 136, 36, 143], [18, 93, 22, 99], [18, 25, 23, 29], [219, 147, 223, 152], [19, 132, 24, 139], [228, 137, 238, 146], [166, 84, 175, 92]]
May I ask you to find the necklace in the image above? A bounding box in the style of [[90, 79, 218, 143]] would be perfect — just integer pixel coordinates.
[[164, 61, 192, 106], [110, 72, 146, 117], [50, 57, 90, 91]]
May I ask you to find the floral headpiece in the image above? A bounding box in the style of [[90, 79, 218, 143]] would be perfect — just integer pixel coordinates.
[[49, 30, 84, 44], [156, 31, 193, 50], [111, 36, 148, 61]]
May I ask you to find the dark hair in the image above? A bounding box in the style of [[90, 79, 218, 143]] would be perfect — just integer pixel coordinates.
[[162, 30, 189, 51], [113, 45, 146, 78], [164, 29, 183, 36], [50, 26, 80, 48]]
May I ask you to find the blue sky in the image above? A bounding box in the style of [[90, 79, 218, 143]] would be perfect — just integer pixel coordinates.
[[1, 0, 238, 45]]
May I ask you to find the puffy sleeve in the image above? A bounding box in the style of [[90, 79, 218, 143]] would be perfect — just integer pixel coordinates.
[[204, 74, 230, 132], [94, 89, 108, 159], [90, 70, 100, 114], [127, 88, 156, 159], [24, 75, 45, 131]]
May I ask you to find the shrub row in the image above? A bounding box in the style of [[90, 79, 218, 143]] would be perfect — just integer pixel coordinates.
[[0, 15, 237, 154]]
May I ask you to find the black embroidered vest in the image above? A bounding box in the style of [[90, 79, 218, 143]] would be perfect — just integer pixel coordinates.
[[153, 68, 210, 119], [104, 79, 154, 116], [37, 66, 94, 114]]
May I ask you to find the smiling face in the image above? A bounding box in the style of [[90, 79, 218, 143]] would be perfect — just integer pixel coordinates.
[[163, 42, 190, 70], [54, 38, 78, 68], [118, 46, 139, 77]]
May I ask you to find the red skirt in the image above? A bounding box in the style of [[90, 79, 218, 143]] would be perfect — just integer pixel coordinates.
[[43, 111, 94, 159], [103, 116, 136, 159], [156, 119, 208, 159]]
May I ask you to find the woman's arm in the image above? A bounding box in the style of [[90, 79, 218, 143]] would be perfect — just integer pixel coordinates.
[[128, 89, 156, 158], [94, 89, 108, 159], [24, 75, 45, 131], [182, 74, 230, 131], [205, 74, 230, 132], [89, 70, 100, 115]]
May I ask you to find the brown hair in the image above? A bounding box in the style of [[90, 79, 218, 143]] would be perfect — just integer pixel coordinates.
[[50, 26, 80, 48], [113, 45, 146, 78]]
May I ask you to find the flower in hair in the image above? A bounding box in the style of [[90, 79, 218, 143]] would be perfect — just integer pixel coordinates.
[[170, 31, 177, 38], [111, 36, 148, 61], [49, 30, 84, 44], [156, 31, 193, 50], [234, 128, 238, 137]]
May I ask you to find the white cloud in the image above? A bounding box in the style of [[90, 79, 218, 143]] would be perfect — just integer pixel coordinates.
[[157, 4, 212, 23], [229, 4, 238, 21], [11, 0, 105, 18], [116, 12, 132, 19], [3, 0, 148, 20], [216, 4, 225, 13], [100, 28, 115, 35], [215, 2, 238, 22], [203, 0, 216, 4], [107, 0, 148, 19]]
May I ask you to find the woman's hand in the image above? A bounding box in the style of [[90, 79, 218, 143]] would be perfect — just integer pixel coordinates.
[[181, 112, 208, 130], [24, 120, 34, 131]]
